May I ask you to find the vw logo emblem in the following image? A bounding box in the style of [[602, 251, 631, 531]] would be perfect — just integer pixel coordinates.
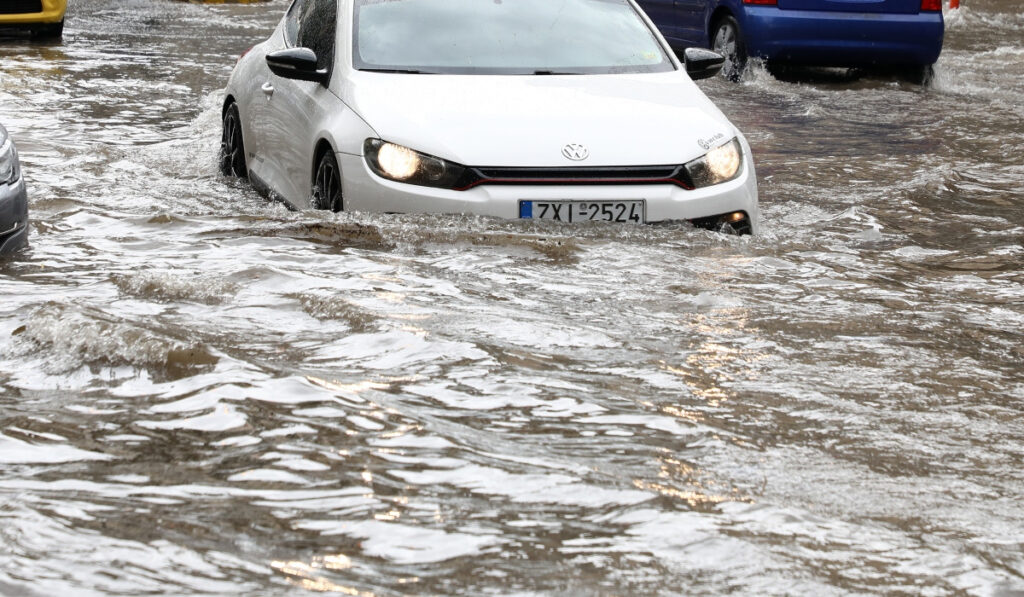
[[561, 143, 590, 161]]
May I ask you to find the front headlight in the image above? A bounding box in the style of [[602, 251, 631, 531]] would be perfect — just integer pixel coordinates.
[[364, 139, 467, 189], [684, 138, 743, 188], [0, 138, 19, 185]]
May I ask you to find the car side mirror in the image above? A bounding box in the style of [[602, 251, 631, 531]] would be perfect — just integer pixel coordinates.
[[684, 48, 725, 81], [266, 48, 329, 85]]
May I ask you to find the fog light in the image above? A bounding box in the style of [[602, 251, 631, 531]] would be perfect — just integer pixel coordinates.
[[689, 211, 751, 235], [718, 211, 751, 235]]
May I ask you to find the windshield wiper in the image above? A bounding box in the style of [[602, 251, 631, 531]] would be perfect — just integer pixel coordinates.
[[360, 68, 437, 74], [533, 70, 583, 75]]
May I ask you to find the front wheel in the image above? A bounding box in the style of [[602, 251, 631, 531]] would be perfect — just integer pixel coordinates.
[[219, 103, 247, 178], [907, 64, 936, 86], [711, 16, 747, 82], [31, 19, 64, 40], [312, 150, 343, 212]]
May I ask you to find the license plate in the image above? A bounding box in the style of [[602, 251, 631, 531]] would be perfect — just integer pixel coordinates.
[[519, 200, 645, 223]]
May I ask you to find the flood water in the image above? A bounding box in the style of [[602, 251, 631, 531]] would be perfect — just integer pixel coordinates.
[[1, 1, 1022, 594]]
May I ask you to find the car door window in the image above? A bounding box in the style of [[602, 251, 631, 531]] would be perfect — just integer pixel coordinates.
[[675, 0, 707, 46], [296, 0, 337, 72], [284, 0, 305, 46]]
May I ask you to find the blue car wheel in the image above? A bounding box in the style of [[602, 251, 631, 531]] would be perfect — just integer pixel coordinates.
[[711, 15, 746, 82]]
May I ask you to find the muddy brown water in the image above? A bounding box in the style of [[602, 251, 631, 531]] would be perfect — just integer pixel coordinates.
[[1, 1, 1022, 595]]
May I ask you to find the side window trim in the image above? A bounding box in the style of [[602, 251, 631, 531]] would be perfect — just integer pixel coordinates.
[[284, 0, 304, 48]]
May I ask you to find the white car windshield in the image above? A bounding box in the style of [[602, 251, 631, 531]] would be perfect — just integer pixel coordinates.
[[353, 0, 674, 75]]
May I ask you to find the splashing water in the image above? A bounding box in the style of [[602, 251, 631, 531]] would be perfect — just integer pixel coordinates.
[[1, 0, 1022, 594]]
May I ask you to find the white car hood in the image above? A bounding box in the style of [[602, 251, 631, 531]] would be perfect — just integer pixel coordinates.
[[344, 71, 737, 168]]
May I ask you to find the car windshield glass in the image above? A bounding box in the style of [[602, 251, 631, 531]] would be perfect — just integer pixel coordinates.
[[353, 0, 673, 75]]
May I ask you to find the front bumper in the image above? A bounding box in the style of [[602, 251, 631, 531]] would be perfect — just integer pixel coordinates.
[[338, 143, 760, 233], [0, 0, 67, 25], [0, 176, 29, 255], [741, 6, 944, 67]]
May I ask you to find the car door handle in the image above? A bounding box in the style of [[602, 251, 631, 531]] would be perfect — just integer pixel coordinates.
[[261, 82, 274, 97]]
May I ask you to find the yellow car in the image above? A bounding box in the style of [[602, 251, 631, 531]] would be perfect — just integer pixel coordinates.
[[0, 0, 66, 39]]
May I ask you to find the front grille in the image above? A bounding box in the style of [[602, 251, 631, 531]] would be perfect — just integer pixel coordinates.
[[0, 0, 43, 14], [454, 165, 694, 191]]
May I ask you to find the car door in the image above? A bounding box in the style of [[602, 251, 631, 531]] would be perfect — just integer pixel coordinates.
[[235, 41, 275, 186], [635, 0, 683, 48], [675, 0, 711, 47], [262, 0, 338, 206]]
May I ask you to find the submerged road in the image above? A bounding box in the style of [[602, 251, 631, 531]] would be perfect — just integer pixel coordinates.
[[0, 0, 1022, 594]]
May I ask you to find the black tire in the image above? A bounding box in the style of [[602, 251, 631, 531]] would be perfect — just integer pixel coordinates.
[[31, 19, 64, 40], [910, 64, 936, 86], [312, 150, 342, 212], [711, 16, 747, 82], [219, 103, 247, 178]]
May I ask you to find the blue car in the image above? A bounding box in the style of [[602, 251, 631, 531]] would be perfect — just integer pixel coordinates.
[[0, 124, 28, 255], [638, 0, 944, 80]]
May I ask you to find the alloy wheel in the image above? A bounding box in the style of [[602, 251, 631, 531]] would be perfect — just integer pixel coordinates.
[[219, 104, 246, 177], [312, 152, 342, 212], [712, 19, 745, 82]]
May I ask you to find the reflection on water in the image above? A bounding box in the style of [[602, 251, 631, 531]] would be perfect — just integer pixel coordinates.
[[1, 0, 1023, 594]]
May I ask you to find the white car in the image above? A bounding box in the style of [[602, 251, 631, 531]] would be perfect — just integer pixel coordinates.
[[221, 0, 759, 234]]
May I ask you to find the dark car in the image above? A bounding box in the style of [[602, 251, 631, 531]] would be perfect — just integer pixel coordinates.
[[637, 0, 944, 80], [0, 124, 28, 255]]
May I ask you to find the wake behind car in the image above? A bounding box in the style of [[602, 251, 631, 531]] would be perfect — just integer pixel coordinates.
[[638, 0, 943, 80], [0, 124, 28, 255], [222, 0, 759, 234], [0, 0, 66, 39]]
